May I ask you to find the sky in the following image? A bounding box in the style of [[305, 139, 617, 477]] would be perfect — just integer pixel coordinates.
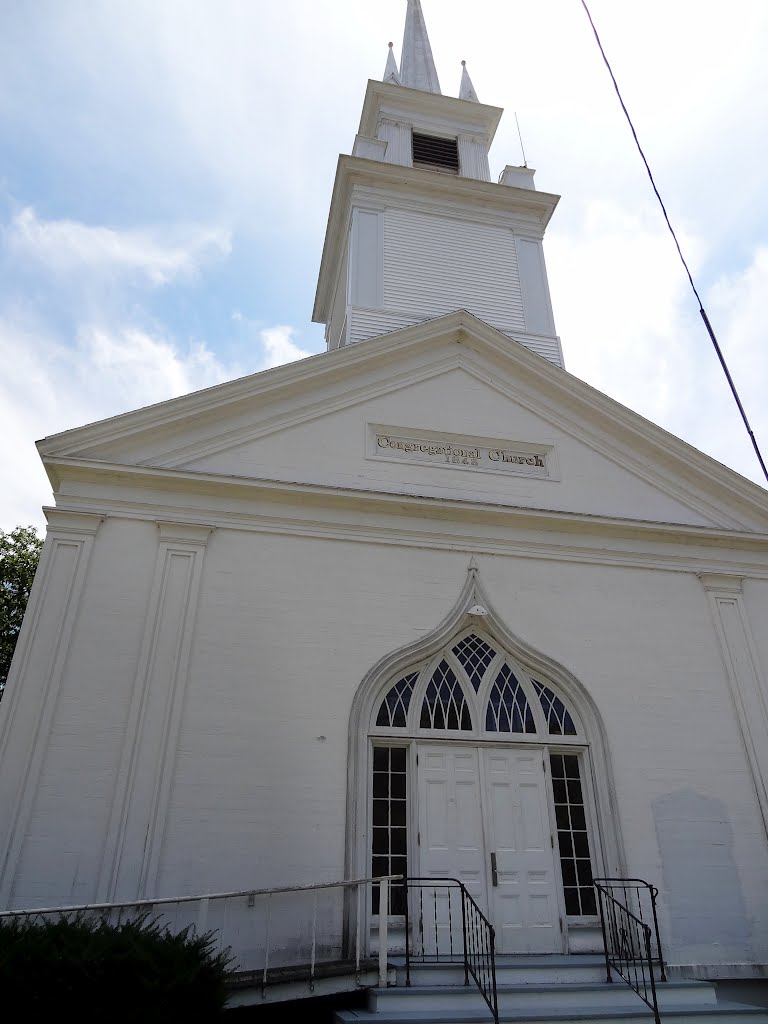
[[1, 0, 767, 531]]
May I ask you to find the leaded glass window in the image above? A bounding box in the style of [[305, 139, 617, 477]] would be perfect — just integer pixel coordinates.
[[452, 634, 497, 691], [376, 672, 419, 728], [533, 680, 577, 736], [550, 752, 596, 915], [371, 746, 408, 914], [420, 659, 472, 730], [485, 664, 535, 733]]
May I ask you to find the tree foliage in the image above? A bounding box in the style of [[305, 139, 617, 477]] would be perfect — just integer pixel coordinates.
[[0, 911, 233, 1021], [0, 525, 43, 695]]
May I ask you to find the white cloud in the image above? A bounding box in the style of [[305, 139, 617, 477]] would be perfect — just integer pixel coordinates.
[[548, 203, 768, 486], [0, 311, 317, 530], [258, 325, 314, 370], [5, 207, 231, 286], [0, 314, 78, 530], [703, 249, 768, 481], [548, 198, 702, 423], [79, 325, 233, 405], [0, 315, 234, 530]]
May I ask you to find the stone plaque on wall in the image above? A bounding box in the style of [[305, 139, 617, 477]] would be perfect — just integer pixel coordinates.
[[367, 423, 557, 479]]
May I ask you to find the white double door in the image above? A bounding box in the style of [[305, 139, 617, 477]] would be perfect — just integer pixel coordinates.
[[417, 743, 563, 953]]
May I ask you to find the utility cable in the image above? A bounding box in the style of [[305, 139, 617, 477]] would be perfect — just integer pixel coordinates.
[[579, 0, 768, 484]]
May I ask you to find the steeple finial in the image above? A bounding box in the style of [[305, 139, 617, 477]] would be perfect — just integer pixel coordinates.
[[400, 0, 441, 94], [383, 41, 401, 85], [459, 60, 479, 102]]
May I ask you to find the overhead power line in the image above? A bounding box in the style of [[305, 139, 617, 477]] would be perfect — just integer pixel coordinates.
[[579, 0, 768, 485]]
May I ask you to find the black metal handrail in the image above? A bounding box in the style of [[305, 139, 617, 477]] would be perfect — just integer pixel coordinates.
[[592, 878, 666, 981], [594, 879, 664, 1024], [404, 877, 498, 1024]]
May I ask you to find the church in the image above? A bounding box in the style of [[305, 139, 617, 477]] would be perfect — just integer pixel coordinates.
[[1, 0, 768, 1008]]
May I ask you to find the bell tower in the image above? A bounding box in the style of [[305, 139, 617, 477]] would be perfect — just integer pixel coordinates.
[[313, 0, 564, 368]]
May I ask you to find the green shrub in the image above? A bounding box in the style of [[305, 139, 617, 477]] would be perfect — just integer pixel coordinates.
[[0, 910, 233, 1021]]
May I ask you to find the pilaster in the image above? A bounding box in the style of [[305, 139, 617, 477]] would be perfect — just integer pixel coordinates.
[[377, 120, 413, 166], [699, 573, 768, 837], [100, 522, 212, 901], [458, 135, 491, 181], [0, 510, 103, 905]]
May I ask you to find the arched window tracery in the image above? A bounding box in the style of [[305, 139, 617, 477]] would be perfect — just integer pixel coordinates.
[[372, 631, 582, 740]]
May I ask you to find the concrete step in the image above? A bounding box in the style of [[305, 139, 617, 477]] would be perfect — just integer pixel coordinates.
[[337, 1001, 768, 1024], [368, 979, 717, 1013], [392, 956, 618, 987]]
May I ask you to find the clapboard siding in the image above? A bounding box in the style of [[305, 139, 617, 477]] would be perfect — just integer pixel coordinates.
[[348, 307, 422, 343], [509, 329, 564, 365], [384, 209, 526, 332], [348, 306, 563, 365]]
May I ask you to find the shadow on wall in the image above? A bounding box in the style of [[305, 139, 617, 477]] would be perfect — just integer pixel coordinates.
[[653, 789, 750, 956]]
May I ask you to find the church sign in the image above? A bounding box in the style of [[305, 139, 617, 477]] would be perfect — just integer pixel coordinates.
[[369, 424, 554, 477]]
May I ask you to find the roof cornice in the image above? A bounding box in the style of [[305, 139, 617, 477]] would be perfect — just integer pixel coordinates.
[[39, 456, 768, 558]]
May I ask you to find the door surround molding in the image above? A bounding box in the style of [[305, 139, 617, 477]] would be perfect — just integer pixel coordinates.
[[345, 563, 627, 918]]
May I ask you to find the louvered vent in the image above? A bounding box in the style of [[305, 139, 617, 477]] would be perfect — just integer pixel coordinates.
[[412, 132, 459, 173]]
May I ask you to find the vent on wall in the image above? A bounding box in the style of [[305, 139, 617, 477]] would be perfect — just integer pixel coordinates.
[[412, 132, 460, 173]]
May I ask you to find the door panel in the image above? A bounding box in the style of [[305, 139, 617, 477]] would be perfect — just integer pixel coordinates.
[[418, 745, 485, 902], [415, 743, 562, 954], [417, 745, 486, 954], [483, 749, 562, 953]]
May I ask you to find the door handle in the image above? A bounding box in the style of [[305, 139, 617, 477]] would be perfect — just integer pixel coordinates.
[[490, 852, 498, 887]]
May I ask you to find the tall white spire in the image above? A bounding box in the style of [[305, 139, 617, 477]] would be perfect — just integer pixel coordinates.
[[459, 61, 479, 102], [400, 0, 441, 94], [383, 41, 401, 85]]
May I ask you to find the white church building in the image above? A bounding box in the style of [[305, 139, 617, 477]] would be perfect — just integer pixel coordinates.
[[2, 1, 768, 1013]]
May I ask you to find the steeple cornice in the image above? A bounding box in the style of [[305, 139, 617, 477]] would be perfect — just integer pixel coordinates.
[[358, 80, 502, 149]]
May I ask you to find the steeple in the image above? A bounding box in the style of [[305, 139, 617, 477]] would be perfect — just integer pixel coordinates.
[[313, 4, 563, 370], [383, 42, 401, 86], [400, 0, 441, 94], [459, 61, 478, 103]]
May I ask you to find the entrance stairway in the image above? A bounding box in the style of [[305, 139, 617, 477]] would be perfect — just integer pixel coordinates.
[[335, 956, 768, 1024]]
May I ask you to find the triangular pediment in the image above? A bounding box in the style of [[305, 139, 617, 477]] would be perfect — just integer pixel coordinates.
[[38, 311, 768, 532]]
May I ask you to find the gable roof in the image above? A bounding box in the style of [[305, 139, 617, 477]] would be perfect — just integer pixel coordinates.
[[38, 310, 768, 533]]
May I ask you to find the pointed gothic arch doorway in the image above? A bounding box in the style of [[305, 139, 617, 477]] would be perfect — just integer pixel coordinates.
[[345, 567, 625, 955]]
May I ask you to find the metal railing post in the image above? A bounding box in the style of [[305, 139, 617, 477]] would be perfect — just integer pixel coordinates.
[[645, 917, 662, 1024], [404, 878, 411, 987], [459, 884, 469, 987], [355, 883, 361, 977], [378, 878, 389, 988], [262, 892, 272, 992], [489, 922, 499, 1024], [596, 886, 612, 983], [197, 896, 209, 934], [310, 889, 318, 991], [649, 884, 667, 981]]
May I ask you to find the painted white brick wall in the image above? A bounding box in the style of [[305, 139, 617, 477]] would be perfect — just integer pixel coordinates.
[[1, 516, 767, 969]]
